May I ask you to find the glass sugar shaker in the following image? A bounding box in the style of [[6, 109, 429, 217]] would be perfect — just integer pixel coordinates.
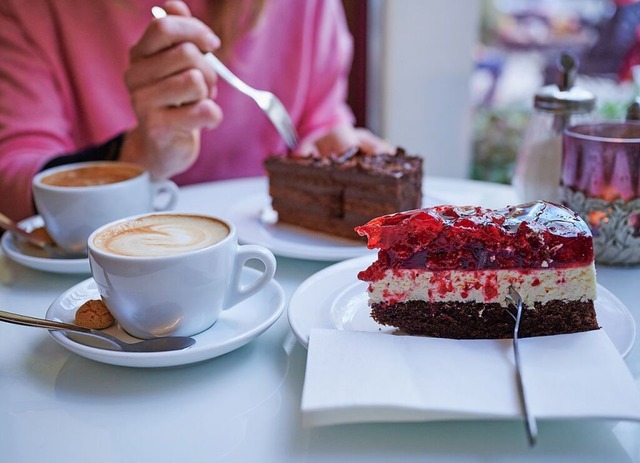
[[512, 52, 596, 203]]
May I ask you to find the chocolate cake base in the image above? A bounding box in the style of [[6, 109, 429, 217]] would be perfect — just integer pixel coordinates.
[[371, 300, 599, 339]]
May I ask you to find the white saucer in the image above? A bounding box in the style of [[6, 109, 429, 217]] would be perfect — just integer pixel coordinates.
[[46, 268, 286, 367], [288, 255, 636, 357], [1, 215, 90, 274]]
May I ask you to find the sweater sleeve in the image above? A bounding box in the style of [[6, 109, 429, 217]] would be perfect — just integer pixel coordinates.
[[0, 2, 79, 221]]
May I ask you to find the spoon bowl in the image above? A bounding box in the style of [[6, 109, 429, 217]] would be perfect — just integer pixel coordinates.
[[0, 309, 196, 353]]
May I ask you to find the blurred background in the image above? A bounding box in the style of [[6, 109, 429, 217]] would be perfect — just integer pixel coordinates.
[[343, 0, 640, 184]]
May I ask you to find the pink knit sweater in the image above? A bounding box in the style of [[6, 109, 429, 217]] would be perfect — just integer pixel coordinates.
[[0, 0, 354, 220]]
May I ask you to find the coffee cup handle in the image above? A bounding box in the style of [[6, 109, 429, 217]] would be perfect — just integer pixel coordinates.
[[224, 245, 277, 309], [151, 180, 179, 211]]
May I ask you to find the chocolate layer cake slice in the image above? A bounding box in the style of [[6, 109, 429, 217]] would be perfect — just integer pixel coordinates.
[[356, 201, 599, 339], [264, 148, 423, 240]]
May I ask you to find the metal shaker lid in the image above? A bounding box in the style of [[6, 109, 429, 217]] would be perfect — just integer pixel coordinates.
[[534, 52, 596, 114]]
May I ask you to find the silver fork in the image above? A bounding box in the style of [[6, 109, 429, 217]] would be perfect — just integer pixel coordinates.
[[505, 286, 538, 447], [151, 7, 299, 149]]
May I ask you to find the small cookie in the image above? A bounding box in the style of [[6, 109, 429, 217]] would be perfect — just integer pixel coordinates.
[[29, 226, 55, 245], [75, 299, 115, 330]]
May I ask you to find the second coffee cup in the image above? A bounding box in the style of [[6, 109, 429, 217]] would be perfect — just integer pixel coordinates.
[[32, 161, 178, 254], [88, 212, 277, 339]]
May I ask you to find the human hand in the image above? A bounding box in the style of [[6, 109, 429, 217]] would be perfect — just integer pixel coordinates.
[[120, 0, 222, 179], [295, 124, 396, 157]]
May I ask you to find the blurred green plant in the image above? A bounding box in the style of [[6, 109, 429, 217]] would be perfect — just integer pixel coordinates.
[[471, 107, 529, 184], [597, 100, 631, 120]]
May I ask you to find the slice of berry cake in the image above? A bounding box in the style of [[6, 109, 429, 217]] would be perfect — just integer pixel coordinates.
[[356, 201, 599, 339]]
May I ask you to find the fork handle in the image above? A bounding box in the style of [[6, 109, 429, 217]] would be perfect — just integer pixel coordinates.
[[152, 6, 255, 96], [204, 53, 255, 95]]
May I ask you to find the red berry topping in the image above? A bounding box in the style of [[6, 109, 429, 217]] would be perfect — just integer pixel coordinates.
[[357, 201, 594, 282]]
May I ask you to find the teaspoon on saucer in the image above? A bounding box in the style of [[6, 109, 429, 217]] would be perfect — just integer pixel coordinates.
[[0, 212, 85, 259], [0, 309, 196, 353]]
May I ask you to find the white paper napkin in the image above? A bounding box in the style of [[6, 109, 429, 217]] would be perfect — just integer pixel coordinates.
[[301, 328, 640, 427]]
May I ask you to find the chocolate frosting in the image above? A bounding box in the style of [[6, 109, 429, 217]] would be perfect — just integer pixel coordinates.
[[265, 148, 420, 178]]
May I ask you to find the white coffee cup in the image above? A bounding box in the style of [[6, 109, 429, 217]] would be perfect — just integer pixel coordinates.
[[88, 212, 277, 339], [32, 161, 178, 254]]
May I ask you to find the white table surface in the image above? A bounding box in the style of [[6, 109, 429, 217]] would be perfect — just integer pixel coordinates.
[[1, 176, 639, 463]]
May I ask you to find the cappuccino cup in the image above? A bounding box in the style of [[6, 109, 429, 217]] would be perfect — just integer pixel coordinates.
[[88, 213, 277, 339], [33, 161, 178, 254]]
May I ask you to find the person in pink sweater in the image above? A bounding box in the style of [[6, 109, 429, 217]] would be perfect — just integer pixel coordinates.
[[0, 0, 391, 221]]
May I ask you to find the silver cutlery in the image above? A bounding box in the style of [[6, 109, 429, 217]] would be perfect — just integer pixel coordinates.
[[0, 212, 85, 259], [151, 6, 299, 149], [0, 309, 196, 353], [505, 286, 538, 447]]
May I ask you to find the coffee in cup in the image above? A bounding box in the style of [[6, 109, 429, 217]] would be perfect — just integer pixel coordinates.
[[40, 162, 143, 187], [32, 161, 179, 254], [88, 213, 277, 339]]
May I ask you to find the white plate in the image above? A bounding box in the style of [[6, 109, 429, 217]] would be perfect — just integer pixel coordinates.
[[225, 193, 371, 261], [45, 268, 286, 367], [288, 255, 636, 357], [0, 215, 90, 274]]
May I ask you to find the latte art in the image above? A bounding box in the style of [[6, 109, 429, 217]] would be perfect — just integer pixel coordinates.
[[94, 214, 229, 257]]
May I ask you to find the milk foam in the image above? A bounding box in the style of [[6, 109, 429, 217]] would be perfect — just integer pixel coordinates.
[[94, 215, 229, 257]]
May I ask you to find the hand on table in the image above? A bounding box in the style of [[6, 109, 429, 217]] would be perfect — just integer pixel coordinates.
[[120, 0, 222, 180]]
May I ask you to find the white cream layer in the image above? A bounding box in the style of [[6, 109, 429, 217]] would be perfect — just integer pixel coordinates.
[[367, 264, 597, 307]]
